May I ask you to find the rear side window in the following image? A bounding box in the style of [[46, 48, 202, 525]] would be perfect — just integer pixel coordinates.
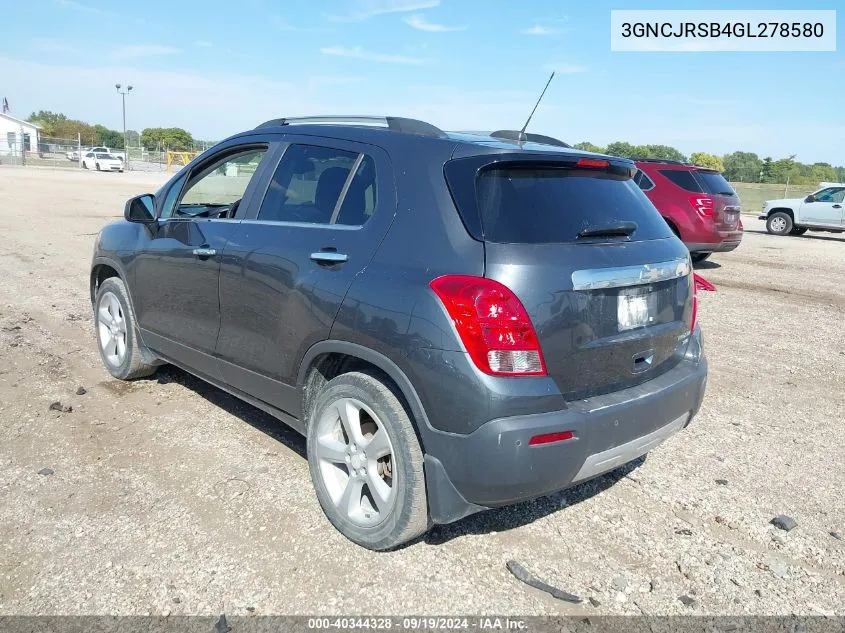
[[473, 166, 672, 244], [658, 169, 703, 193], [259, 144, 377, 225], [633, 170, 655, 191], [695, 171, 736, 196]]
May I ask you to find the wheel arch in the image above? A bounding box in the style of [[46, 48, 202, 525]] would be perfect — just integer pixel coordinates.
[[297, 341, 433, 452], [90, 257, 141, 319], [767, 207, 795, 221]]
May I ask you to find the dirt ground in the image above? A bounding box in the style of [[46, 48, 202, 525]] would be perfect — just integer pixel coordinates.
[[0, 167, 843, 616]]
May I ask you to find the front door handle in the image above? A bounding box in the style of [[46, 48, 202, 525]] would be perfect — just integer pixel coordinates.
[[310, 251, 348, 264], [833, 204, 842, 209], [193, 247, 217, 257]]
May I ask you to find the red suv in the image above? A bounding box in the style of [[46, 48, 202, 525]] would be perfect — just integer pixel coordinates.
[[633, 160, 743, 263]]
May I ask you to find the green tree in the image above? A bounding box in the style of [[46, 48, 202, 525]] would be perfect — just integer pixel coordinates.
[[604, 141, 686, 162], [27, 110, 68, 136], [604, 141, 639, 158], [760, 157, 773, 183], [643, 144, 687, 162], [141, 127, 194, 150], [93, 124, 124, 149], [689, 152, 725, 172], [126, 130, 140, 147], [809, 162, 837, 184], [722, 151, 762, 182], [768, 155, 801, 184], [573, 141, 605, 154]]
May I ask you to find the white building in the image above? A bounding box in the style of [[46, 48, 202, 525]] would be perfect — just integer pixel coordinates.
[[0, 112, 41, 156]]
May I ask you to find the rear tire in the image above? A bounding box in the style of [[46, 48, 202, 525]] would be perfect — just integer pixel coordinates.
[[790, 227, 808, 236], [691, 252, 711, 264], [766, 212, 793, 236], [94, 277, 159, 380], [307, 371, 429, 551]]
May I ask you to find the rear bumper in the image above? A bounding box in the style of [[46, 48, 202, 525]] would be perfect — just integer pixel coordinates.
[[424, 331, 707, 522], [686, 237, 741, 253]]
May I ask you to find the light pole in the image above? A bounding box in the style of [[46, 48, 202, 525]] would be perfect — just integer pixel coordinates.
[[115, 83, 133, 170]]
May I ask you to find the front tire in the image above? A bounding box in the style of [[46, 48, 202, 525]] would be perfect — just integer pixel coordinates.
[[94, 277, 159, 380], [691, 252, 711, 264], [766, 212, 793, 236], [95, 162, 101, 171], [307, 371, 429, 551]]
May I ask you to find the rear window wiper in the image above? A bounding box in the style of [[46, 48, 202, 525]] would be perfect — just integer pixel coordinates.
[[577, 221, 638, 239]]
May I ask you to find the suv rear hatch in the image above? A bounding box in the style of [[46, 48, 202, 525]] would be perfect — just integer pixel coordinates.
[[445, 153, 695, 399], [659, 167, 741, 232]]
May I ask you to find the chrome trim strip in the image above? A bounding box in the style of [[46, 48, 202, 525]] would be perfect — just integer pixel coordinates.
[[571, 257, 690, 291], [571, 413, 689, 483]]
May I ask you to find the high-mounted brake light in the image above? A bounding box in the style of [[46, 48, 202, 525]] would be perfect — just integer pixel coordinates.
[[429, 275, 546, 376], [576, 158, 609, 169], [689, 195, 714, 217]]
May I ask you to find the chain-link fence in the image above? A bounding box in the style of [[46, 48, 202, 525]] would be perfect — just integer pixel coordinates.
[[0, 135, 178, 172], [1, 133, 219, 172]]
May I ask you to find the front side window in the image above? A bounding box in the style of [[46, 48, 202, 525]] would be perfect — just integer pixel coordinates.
[[165, 147, 268, 219], [814, 187, 845, 203], [258, 144, 377, 226], [159, 171, 188, 219]]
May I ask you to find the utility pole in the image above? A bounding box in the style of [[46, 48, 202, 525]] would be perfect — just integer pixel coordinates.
[[115, 83, 133, 170]]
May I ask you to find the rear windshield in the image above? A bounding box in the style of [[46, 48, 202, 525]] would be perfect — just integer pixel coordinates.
[[695, 170, 736, 196], [474, 167, 673, 244]]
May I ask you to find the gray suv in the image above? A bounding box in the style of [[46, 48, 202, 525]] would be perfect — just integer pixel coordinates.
[[91, 116, 707, 550]]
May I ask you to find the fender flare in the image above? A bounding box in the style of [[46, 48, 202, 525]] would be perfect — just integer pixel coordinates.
[[296, 340, 436, 445], [90, 256, 143, 331]]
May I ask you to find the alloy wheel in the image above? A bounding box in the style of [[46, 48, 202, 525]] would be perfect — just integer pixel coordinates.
[[313, 397, 397, 527], [97, 291, 127, 367]]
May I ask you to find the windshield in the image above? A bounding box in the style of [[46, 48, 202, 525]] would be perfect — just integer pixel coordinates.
[[695, 170, 736, 196], [473, 166, 673, 244]]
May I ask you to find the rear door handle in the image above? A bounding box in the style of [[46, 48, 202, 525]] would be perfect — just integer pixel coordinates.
[[310, 251, 348, 264], [833, 204, 842, 209], [192, 247, 217, 257]]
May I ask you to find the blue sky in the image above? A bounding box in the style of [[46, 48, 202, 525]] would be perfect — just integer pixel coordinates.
[[0, 0, 842, 163]]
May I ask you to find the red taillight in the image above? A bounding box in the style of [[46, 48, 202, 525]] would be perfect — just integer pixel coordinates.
[[689, 195, 714, 217], [529, 430, 574, 446], [576, 158, 609, 169], [429, 275, 546, 376]]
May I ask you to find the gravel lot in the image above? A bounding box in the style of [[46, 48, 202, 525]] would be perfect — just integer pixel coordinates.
[[0, 167, 843, 616]]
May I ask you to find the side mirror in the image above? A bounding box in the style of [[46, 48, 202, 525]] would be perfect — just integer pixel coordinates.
[[124, 193, 156, 223], [804, 194, 815, 203]]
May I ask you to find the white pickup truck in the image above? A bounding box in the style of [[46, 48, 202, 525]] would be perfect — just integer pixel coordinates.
[[759, 183, 845, 236]]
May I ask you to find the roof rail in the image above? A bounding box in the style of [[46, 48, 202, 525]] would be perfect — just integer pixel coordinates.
[[255, 115, 446, 138], [632, 158, 691, 165], [489, 129, 571, 148]]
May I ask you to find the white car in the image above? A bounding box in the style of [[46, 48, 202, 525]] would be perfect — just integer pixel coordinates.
[[759, 184, 845, 236], [68, 146, 126, 162], [82, 151, 124, 172]]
